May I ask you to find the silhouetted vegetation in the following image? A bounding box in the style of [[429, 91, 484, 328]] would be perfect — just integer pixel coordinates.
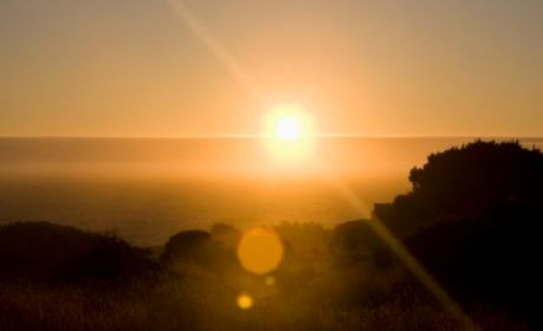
[[375, 140, 542, 325], [0, 221, 157, 283], [163, 229, 212, 265], [0, 140, 540, 330], [374, 140, 543, 236]]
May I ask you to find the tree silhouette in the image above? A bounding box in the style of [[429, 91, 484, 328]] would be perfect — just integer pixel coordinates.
[[374, 140, 543, 322], [162, 230, 213, 266], [374, 140, 543, 236]]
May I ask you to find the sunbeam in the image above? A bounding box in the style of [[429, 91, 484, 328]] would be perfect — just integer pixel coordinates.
[[316, 165, 479, 330], [165, 0, 261, 100], [166, 1, 478, 328]]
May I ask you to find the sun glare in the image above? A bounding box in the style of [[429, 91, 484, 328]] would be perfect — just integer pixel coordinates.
[[275, 115, 302, 141], [263, 104, 317, 165]]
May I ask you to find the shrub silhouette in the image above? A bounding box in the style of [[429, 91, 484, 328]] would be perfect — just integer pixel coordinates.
[[374, 141, 543, 322], [0, 221, 155, 283], [330, 220, 382, 264], [210, 222, 241, 249], [64, 236, 157, 282], [162, 230, 216, 268], [374, 140, 543, 236]]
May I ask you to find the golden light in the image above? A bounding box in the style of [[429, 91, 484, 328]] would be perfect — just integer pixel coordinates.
[[237, 293, 254, 310], [275, 115, 302, 141], [237, 227, 284, 275], [263, 103, 317, 164]]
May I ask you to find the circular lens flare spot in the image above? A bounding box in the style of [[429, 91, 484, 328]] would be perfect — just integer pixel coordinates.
[[237, 228, 284, 275], [237, 293, 254, 310]]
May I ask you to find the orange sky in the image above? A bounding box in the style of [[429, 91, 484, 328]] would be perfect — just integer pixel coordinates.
[[1, 0, 542, 137]]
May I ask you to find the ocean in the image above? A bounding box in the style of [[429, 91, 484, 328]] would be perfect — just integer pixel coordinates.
[[0, 137, 541, 246]]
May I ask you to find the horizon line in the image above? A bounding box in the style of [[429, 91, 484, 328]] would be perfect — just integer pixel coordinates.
[[0, 134, 542, 140]]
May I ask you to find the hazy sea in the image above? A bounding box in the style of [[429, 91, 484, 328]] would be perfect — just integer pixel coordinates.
[[1, 137, 541, 246]]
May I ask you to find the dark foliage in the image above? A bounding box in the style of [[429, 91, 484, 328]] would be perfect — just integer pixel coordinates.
[[373, 141, 543, 325], [405, 204, 541, 313], [65, 236, 158, 282], [330, 219, 384, 264], [162, 229, 213, 265], [0, 221, 156, 283], [161, 229, 241, 278], [374, 140, 543, 236]]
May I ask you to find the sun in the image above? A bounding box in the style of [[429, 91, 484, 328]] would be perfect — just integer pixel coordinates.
[[263, 103, 317, 165], [265, 103, 313, 141], [275, 115, 302, 141]]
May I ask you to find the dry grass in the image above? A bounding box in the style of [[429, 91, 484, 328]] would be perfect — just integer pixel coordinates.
[[0, 269, 532, 331]]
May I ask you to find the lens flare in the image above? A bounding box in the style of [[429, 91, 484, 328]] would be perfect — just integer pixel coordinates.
[[237, 228, 284, 275], [237, 293, 254, 310]]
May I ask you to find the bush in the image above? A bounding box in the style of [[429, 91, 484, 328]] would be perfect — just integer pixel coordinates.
[[372, 141, 543, 325], [374, 140, 543, 237], [0, 221, 156, 283]]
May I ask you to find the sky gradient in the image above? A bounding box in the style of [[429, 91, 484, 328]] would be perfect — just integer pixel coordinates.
[[1, 0, 542, 137]]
